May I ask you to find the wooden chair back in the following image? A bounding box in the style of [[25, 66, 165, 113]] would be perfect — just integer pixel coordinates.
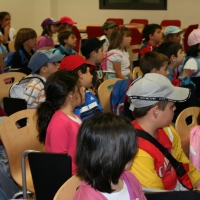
[[175, 106, 200, 157], [86, 26, 103, 39], [0, 109, 44, 193], [8, 40, 15, 52], [132, 66, 143, 80], [98, 78, 121, 112], [106, 18, 124, 25], [53, 175, 82, 200], [0, 52, 9, 71]]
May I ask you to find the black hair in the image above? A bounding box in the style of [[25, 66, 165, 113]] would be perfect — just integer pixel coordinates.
[[73, 63, 88, 74], [37, 70, 79, 143], [41, 25, 52, 37], [142, 24, 162, 42], [58, 30, 75, 46], [186, 43, 199, 57], [76, 112, 137, 193], [0, 12, 10, 21], [157, 41, 182, 60]]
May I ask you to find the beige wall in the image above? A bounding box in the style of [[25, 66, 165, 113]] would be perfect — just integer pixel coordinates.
[[1, 0, 199, 35]]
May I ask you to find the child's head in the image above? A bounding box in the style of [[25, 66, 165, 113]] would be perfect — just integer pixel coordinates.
[[14, 28, 37, 51], [76, 112, 137, 193], [58, 16, 76, 32], [58, 30, 77, 48], [28, 50, 63, 78], [41, 18, 60, 36], [60, 54, 93, 89], [81, 38, 105, 63], [101, 21, 118, 39], [158, 41, 184, 66], [142, 24, 162, 44], [140, 52, 169, 76], [37, 70, 85, 143], [187, 29, 200, 57], [0, 12, 11, 28], [127, 73, 190, 127], [108, 27, 132, 51], [163, 26, 184, 43]]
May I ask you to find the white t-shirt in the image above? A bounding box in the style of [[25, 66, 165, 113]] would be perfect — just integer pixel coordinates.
[[183, 57, 200, 77], [101, 181, 130, 200], [100, 35, 109, 52], [0, 27, 16, 41], [106, 49, 130, 76]]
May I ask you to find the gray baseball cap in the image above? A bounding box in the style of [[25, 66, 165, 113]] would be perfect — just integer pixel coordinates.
[[102, 21, 117, 31]]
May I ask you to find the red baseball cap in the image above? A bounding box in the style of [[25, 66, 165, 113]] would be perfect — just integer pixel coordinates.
[[60, 55, 92, 71], [59, 16, 76, 25]]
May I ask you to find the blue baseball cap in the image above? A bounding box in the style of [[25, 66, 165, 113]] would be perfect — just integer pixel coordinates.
[[28, 50, 64, 74], [164, 26, 184, 36]]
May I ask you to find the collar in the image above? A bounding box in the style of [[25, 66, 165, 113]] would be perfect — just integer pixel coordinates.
[[61, 45, 76, 54]]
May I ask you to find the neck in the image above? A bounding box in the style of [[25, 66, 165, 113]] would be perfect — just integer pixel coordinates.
[[87, 57, 96, 65], [59, 103, 75, 118], [23, 45, 32, 54], [111, 178, 124, 192], [148, 40, 158, 46], [64, 44, 71, 51], [169, 62, 178, 71]]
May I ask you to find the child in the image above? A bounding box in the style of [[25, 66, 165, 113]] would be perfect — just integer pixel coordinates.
[[36, 18, 60, 50], [106, 27, 133, 79], [100, 21, 118, 52], [138, 24, 162, 60], [10, 50, 63, 108], [81, 38, 105, 95], [58, 16, 76, 32], [74, 112, 146, 200], [127, 73, 200, 191], [50, 30, 77, 56], [11, 28, 37, 75], [163, 26, 184, 43], [0, 12, 16, 45], [37, 70, 85, 175], [60, 54, 103, 121]]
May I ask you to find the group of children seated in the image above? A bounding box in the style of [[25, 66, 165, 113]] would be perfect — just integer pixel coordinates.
[[1, 10, 200, 199]]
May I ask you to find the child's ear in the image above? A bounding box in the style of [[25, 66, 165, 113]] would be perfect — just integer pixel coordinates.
[[152, 106, 160, 118], [150, 68, 157, 73], [63, 38, 68, 44], [170, 54, 176, 62], [40, 66, 47, 73], [77, 69, 83, 78], [149, 33, 154, 40], [91, 50, 96, 58]]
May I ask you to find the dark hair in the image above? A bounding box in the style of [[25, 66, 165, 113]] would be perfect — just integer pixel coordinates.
[[108, 27, 131, 51], [140, 52, 169, 74], [197, 112, 200, 125], [58, 30, 75, 45], [133, 101, 168, 118], [158, 41, 182, 61], [0, 12, 10, 21], [186, 44, 199, 57], [14, 28, 37, 50], [58, 23, 72, 33], [142, 24, 162, 42], [163, 33, 181, 43], [41, 25, 52, 36], [37, 70, 79, 143], [76, 112, 137, 193], [73, 63, 88, 74], [84, 47, 102, 60]]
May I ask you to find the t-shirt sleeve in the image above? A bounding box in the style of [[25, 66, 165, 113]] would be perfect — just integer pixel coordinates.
[[108, 51, 123, 62], [183, 58, 198, 71], [36, 37, 47, 50]]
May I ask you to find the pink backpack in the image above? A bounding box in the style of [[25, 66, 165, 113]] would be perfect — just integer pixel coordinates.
[[189, 125, 200, 172], [101, 51, 115, 70]]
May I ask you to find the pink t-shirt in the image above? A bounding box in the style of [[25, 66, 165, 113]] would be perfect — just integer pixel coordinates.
[[36, 35, 54, 50], [45, 110, 81, 175]]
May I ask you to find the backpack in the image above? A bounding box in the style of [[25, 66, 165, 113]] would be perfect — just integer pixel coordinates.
[[189, 125, 200, 172], [101, 52, 115, 70], [4, 50, 24, 72], [9, 75, 45, 99], [110, 79, 132, 116]]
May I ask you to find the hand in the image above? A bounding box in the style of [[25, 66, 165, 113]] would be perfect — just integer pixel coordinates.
[[4, 25, 10, 33], [194, 180, 200, 190]]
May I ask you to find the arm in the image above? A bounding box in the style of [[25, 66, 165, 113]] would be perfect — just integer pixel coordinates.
[[1, 25, 10, 44], [11, 51, 23, 68], [112, 62, 126, 79], [181, 58, 197, 78]]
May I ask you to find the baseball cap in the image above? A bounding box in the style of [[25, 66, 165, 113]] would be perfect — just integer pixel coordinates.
[[41, 18, 60, 29], [188, 29, 200, 46], [81, 38, 106, 57], [59, 16, 76, 25], [28, 50, 64, 74], [164, 26, 184, 36], [102, 21, 117, 31], [127, 73, 190, 110], [60, 55, 91, 71]]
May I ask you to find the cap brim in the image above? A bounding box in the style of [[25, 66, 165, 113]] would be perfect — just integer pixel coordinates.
[[52, 21, 61, 25], [99, 39, 106, 47], [48, 54, 64, 63]]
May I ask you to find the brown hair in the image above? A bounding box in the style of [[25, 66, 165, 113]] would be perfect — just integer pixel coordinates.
[[108, 27, 131, 51], [140, 52, 169, 75], [133, 101, 168, 118], [58, 30, 75, 45], [14, 28, 37, 50]]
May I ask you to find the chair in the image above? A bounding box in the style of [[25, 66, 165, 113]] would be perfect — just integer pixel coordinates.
[[98, 78, 121, 113], [0, 72, 26, 102], [53, 175, 81, 200], [106, 18, 124, 25], [0, 52, 9, 71], [0, 109, 44, 198], [22, 151, 72, 200], [132, 66, 143, 80], [175, 107, 200, 158], [129, 19, 148, 25], [37, 46, 54, 51], [8, 40, 15, 52], [183, 24, 199, 53], [160, 20, 181, 27], [86, 26, 103, 39], [72, 26, 82, 53]]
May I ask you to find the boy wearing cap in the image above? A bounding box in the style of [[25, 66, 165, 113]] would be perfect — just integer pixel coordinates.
[[127, 73, 200, 191], [60, 54, 103, 121], [10, 50, 63, 108], [163, 26, 184, 43], [81, 38, 105, 95], [100, 21, 118, 52], [58, 16, 76, 32]]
